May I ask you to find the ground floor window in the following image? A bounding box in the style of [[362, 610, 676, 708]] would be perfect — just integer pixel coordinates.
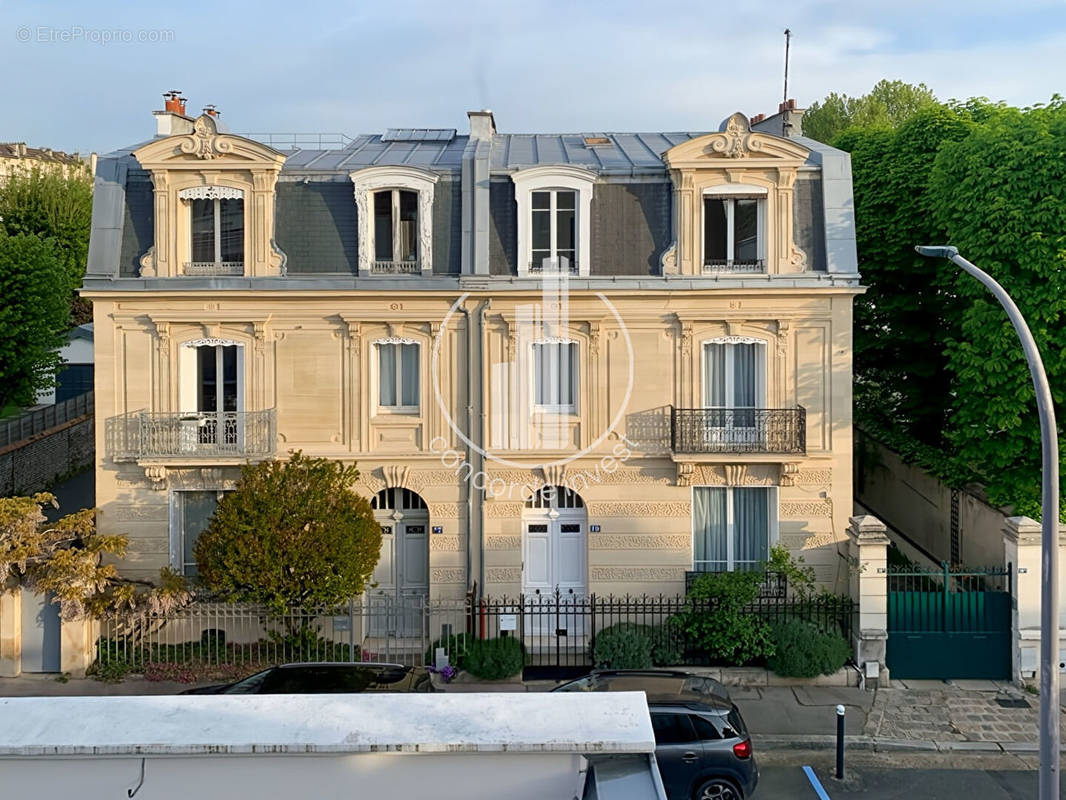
[[172, 491, 224, 577], [692, 486, 775, 572]]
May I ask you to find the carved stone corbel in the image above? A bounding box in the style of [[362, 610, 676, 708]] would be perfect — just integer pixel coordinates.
[[676, 462, 695, 487], [724, 464, 747, 486], [780, 462, 800, 487], [541, 464, 568, 488], [382, 464, 410, 490], [144, 465, 167, 488]]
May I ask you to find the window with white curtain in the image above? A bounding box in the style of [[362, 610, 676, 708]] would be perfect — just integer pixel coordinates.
[[692, 487, 775, 572], [703, 340, 765, 433], [377, 342, 420, 411], [532, 341, 577, 412]]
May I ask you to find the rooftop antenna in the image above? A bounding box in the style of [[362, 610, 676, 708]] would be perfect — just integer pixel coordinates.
[[782, 28, 793, 135], [783, 28, 791, 107]]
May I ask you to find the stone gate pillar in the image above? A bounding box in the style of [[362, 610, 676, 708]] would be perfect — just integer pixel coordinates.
[[847, 515, 890, 687]]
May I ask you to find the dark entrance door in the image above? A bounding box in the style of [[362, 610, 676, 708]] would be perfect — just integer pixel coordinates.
[[887, 563, 1011, 680]]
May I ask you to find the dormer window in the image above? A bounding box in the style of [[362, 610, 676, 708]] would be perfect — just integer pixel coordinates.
[[513, 166, 594, 277], [373, 189, 419, 273], [179, 186, 245, 276], [702, 185, 766, 273], [350, 166, 438, 276], [531, 190, 577, 273]]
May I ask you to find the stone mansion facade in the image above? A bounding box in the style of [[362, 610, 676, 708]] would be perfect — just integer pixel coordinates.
[[83, 97, 861, 605]]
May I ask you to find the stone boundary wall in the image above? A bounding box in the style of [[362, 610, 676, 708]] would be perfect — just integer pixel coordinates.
[[0, 416, 94, 496]]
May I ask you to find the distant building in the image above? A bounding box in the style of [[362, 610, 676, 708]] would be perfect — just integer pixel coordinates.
[[0, 142, 95, 182], [36, 324, 94, 406]]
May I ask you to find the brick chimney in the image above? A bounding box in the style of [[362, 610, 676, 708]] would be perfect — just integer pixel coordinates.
[[750, 98, 804, 139], [154, 90, 194, 137], [203, 104, 220, 118]]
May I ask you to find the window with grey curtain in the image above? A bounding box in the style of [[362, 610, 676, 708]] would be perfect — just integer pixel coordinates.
[[533, 342, 577, 408], [180, 491, 220, 577], [378, 343, 420, 408], [693, 487, 727, 571], [693, 487, 771, 572]]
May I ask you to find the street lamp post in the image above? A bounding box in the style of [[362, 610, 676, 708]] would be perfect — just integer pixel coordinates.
[[915, 245, 1059, 799]]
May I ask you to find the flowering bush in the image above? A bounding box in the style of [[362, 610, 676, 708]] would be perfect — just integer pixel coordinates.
[[429, 664, 457, 683]]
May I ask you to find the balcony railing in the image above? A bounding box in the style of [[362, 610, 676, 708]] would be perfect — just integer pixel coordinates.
[[371, 260, 421, 274], [702, 259, 765, 273], [107, 409, 277, 461], [183, 261, 244, 276], [528, 258, 578, 275], [670, 406, 806, 454]]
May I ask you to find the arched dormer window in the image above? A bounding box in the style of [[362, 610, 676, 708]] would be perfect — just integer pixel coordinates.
[[350, 166, 438, 276], [512, 166, 595, 277]]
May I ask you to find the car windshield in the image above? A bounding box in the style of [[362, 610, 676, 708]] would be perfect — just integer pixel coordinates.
[[225, 669, 272, 694]]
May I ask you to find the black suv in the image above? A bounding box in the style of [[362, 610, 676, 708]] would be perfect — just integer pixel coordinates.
[[181, 662, 435, 694], [554, 670, 756, 800]]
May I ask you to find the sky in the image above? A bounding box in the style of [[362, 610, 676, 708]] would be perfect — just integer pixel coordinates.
[[1, 0, 1064, 154]]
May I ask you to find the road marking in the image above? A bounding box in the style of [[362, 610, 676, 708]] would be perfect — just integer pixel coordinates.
[[802, 765, 833, 800]]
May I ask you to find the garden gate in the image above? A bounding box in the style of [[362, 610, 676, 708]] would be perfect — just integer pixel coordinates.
[[886, 563, 1011, 680]]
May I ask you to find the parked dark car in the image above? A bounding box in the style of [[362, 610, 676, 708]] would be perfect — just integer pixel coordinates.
[[554, 671, 755, 800], [181, 662, 435, 695]]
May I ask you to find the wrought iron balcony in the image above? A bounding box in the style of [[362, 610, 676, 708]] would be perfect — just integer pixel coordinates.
[[670, 406, 805, 455], [371, 260, 421, 274], [106, 409, 277, 461], [702, 258, 765, 273], [183, 261, 244, 276]]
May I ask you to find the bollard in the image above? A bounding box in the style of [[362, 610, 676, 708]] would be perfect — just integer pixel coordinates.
[[836, 704, 845, 779]]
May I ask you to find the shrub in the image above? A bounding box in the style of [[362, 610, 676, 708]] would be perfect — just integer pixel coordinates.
[[462, 636, 525, 680], [649, 619, 685, 667], [426, 633, 473, 667], [194, 452, 381, 612], [593, 623, 654, 669], [767, 619, 851, 678], [678, 571, 774, 666], [90, 659, 131, 683]]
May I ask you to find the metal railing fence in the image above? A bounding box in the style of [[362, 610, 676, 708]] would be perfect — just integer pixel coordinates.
[[0, 391, 94, 449], [106, 409, 276, 460], [670, 406, 806, 454]]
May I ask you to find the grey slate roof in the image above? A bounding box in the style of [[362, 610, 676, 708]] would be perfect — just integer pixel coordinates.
[[490, 132, 704, 174], [278, 135, 468, 172]]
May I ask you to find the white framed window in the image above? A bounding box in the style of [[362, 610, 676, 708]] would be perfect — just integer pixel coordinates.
[[350, 166, 438, 275], [376, 340, 420, 412], [692, 486, 777, 572], [178, 339, 245, 452], [702, 184, 766, 272], [532, 341, 578, 413], [372, 189, 419, 272], [701, 337, 766, 447], [178, 186, 244, 275], [513, 166, 594, 277], [530, 190, 576, 272], [171, 490, 228, 578]]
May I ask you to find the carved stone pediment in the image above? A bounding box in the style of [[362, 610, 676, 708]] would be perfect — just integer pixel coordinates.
[[663, 112, 810, 168]]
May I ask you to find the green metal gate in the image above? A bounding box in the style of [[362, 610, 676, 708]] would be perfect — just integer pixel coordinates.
[[887, 563, 1012, 680]]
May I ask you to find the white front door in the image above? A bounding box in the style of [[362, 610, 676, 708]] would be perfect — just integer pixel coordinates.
[[522, 515, 587, 597], [369, 488, 429, 638]]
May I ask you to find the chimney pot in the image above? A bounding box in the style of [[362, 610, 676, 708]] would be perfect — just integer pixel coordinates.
[[787, 98, 796, 110], [203, 105, 219, 118]]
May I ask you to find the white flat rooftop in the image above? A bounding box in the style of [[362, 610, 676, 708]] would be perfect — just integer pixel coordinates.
[[0, 692, 655, 757]]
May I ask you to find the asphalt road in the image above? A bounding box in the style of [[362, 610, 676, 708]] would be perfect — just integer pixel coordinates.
[[756, 764, 1055, 799]]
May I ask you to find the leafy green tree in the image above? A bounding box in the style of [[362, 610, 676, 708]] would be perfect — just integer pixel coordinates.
[[803, 80, 938, 143], [0, 493, 191, 620], [929, 99, 1066, 519], [0, 164, 93, 324], [0, 230, 71, 410], [838, 105, 977, 449], [194, 452, 381, 611]]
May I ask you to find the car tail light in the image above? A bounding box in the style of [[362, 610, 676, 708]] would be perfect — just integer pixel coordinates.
[[732, 739, 752, 759]]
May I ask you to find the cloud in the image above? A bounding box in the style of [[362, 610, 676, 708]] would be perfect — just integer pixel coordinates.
[[0, 0, 1063, 152]]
